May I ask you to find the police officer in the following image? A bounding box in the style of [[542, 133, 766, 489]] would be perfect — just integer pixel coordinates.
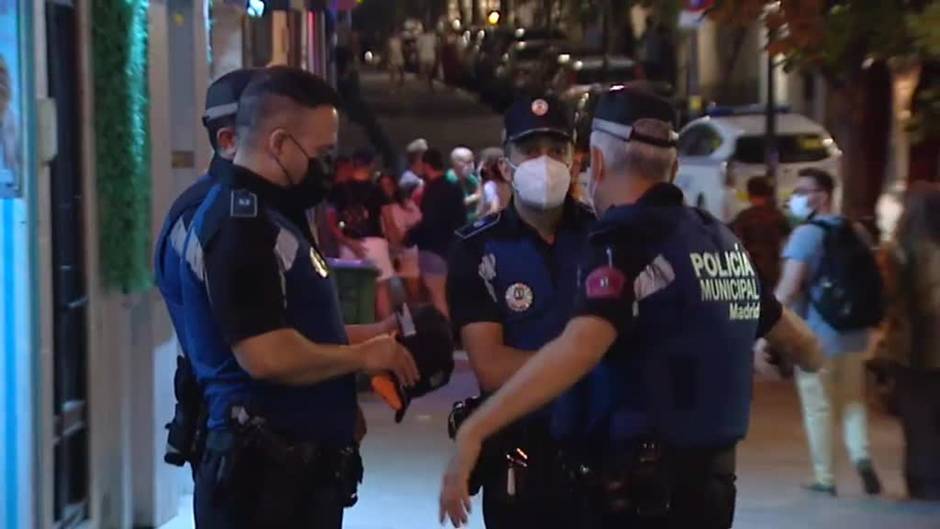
[[446, 94, 592, 528], [440, 87, 825, 528], [179, 67, 419, 529], [155, 67, 258, 469]]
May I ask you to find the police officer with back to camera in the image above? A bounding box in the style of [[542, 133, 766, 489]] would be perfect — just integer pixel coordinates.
[[446, 94, 592, 528], [155, 67, 258, 471], [179, 66, 420, 529], [440, 86, 826, 528]]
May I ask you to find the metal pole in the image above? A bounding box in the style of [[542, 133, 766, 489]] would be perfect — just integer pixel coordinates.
[[765, 28, 779, 193]]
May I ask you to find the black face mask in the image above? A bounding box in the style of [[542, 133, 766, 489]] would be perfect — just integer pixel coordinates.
[[280, 134, 334, 209]]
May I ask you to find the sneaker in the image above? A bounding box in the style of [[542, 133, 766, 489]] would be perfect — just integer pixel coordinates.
[[856, 459, 882, 495], [802, 482, 838, 496]]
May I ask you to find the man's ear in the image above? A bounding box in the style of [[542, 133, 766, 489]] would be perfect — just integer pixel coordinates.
[[268, 128, 287, 157], [215, 127, 238, 159]]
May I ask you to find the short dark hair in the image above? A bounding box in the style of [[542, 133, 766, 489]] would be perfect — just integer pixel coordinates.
[[798, 168, 835, 196], [235, 66, 341, 142], [423, 148, 446, 172], [746, 176, 774, 198]]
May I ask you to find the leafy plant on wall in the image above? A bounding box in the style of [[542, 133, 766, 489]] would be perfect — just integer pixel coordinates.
[[91, 0, 152, 292]]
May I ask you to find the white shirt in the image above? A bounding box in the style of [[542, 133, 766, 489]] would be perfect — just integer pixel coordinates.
[[416, 33, 437, 63]]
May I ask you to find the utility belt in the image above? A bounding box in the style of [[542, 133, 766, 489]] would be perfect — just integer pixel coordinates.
[[448, 396, 569, 502], [204, 406, 363, 509], [559, 439, 737, 519]]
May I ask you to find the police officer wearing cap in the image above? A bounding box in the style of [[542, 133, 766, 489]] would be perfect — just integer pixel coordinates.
[[179, 67, 420, 529], [440, 87, 825, 528], [445, 95, 593, 528], [155, 67, 258, 470]]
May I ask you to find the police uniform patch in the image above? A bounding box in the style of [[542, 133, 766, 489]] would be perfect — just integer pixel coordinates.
[[531, 98, 549, 116], [310, 247, 329, 278], [504, 282, 533, 312], [230, 189, 258, 218], [586, 246, 626, 299], [478, 253, 498, 303], [586, 266, 625, 299]]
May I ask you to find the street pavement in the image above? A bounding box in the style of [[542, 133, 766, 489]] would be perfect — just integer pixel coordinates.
[[160, 71, 940, 529]]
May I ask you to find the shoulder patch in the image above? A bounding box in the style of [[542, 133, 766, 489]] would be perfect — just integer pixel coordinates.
[[455, 212, 501, 240], [230, 189, 258, 218]]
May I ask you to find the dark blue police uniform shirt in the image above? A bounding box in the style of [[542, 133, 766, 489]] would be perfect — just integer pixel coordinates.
[[179, 165, 356, 444], [562, 183, 782, 448], [154, 156, 231, 356], [447, 198, 594, 424]]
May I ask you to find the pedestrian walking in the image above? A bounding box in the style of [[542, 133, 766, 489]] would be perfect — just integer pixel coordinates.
[[406, 148, 465, 318], [875, 180, 940, 500], [330, 150, 395, 319], [379, 173, 423, 303], [439, 86, 825, 529], [731, 176, 792, 291], [416, 29, 439, 91], [446, 146, 482, 223], [776, 168, 884, 496], [476, 147, 511, 217], [400, 137, 428, 190], [387, 33, 405, 88]]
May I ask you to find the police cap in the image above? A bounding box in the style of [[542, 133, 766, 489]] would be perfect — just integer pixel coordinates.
[[372, 304, 455, 422], [592, 85, 678, 148], [504, 95, 572, 143], [202, 68, 260, 128]]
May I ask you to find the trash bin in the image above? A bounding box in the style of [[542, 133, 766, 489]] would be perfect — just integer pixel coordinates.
[[329, 258, 378, 325]]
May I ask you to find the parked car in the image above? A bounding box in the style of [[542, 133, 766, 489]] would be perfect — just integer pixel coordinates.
[[673, 106, 842, 221], [550, 54, 641, 99], [480, 28, 567, 110]]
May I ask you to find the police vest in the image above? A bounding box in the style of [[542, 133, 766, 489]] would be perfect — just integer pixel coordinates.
[[180, 183, 356, 444], [581, 204, 760, 448], [463, 209, 590, 351], [154, 173, 213, 357]]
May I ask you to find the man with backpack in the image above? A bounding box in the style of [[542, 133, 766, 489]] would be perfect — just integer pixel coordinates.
[[775, 168, 884, 497]]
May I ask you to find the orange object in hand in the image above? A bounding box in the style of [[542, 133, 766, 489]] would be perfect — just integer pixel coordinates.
[[371, 374, 403, 411]]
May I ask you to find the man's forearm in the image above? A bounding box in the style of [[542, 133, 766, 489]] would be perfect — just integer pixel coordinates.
[[234, 329, 364, 386], [346, 317, 396, 345], [468, 345, 533, 393], [461, 318, 615, 443]]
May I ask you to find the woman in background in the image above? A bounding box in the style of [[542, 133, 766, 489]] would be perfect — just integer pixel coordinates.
[[475, 147, 511, 217], [379, 173, 423, 303]]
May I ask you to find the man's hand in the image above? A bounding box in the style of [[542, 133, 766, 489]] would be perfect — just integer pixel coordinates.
[[753, 339, 781, 379], [439, 427, 482, 527], [358, 334, 420, 387]]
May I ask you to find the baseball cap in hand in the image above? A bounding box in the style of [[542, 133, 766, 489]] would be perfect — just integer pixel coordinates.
[[372, 304, 455, 423]]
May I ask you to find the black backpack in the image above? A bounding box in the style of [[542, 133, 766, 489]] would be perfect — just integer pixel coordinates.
[[808, 219, 884, 331]]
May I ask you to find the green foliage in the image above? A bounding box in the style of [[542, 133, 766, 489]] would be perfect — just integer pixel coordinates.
[[92, 0, 152, 292], [908, 1, 940, 58]]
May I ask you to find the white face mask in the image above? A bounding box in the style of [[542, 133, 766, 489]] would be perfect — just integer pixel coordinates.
[[788, 194, 814, 220], [511, 155, 571, 210]]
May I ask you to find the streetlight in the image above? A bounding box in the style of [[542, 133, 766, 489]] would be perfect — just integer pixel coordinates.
[[487, 10, 501, 26]]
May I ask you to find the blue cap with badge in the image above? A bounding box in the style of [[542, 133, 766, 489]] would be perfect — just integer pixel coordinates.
[[503, 95, 573, 143]]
